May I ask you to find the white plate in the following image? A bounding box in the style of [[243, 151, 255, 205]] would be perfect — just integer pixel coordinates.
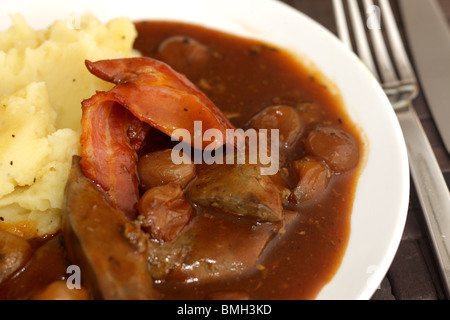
[[1, 0, 410, 300]]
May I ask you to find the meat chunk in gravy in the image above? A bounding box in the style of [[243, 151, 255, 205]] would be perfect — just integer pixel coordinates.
[[291, 157, 331, 203], [305, 126, 359, 172], [0, 230, 32, 283], [187, 163, 287, 222], [147, 211, 296, 283], [0, 235, 67, 300], [63, 157, 157, 300], [137, 149, 196, 190], [157, 36, 212, 79], [247, 105, 304, 151], [138, 183, 193, 242]]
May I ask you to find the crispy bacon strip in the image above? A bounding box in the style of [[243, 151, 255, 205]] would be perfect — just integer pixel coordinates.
[[80, 57, 235, 218], [80, 97, 143, 219], [85, 58, 234, 148]]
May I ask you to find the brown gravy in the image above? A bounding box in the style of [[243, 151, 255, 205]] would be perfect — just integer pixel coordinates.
[[0, 21, 364, 300], [133, 21, 364, 300]]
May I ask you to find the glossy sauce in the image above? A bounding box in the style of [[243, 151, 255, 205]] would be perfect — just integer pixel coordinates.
[[134, 21, 364, 300], [0, 21, 364, 300]]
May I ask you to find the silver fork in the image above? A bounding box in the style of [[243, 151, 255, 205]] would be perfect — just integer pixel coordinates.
[[333, 0, 450, 298]]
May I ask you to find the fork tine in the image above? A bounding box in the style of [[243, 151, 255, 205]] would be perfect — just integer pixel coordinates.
[[378, 0, 416, 83], [333, 0, 450, 297], [362, 0, 399, 85], [332, 0, 353, 50], [346, 0, 380, 80]]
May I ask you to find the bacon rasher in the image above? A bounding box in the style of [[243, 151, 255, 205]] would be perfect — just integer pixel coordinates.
[[80, 57, 235, 218]]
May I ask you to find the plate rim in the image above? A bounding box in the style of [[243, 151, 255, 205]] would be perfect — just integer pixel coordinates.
[[0, 0, 410, 300]]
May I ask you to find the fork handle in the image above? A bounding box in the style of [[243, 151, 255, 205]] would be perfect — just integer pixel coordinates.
[[396, 103, 450, 298]]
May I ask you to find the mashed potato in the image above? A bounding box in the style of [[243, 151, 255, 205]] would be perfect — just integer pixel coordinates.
[[0, 14, 140, 238]]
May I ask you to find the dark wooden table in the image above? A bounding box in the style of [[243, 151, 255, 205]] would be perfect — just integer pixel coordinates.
[[280, 0, 450, 300]]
